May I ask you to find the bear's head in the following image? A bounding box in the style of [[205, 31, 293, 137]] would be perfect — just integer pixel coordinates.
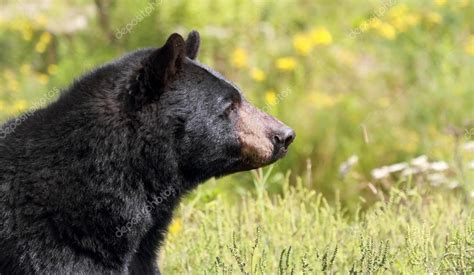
[[124, 31, 295, 182]]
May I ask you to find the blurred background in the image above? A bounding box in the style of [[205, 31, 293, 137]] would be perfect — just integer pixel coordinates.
[[0, 0, 472, 209]]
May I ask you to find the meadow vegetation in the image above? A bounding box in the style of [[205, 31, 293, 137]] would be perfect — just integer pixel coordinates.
[[162, 167, 473, 273]]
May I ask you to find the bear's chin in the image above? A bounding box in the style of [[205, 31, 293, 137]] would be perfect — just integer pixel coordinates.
[[237, 148, 289, 171], [273, 147, 289, 160]]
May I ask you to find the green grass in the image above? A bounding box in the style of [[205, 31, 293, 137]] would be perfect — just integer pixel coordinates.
[[161, 167, 473, 274]]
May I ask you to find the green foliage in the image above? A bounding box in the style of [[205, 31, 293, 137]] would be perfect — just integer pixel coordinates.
[[162, 167, 473, 273], [349, 238, 389, 274]]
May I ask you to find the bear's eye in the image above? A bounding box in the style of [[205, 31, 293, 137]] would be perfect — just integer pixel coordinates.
[[224, 102, 237, 116]]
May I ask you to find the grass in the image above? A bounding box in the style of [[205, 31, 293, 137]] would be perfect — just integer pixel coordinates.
[[161, 167, 473, 274]]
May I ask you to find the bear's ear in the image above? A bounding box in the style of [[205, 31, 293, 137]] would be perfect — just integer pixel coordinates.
[[127, 33, 186, 111], [185, 30, 200, 60], [141, 33, 186, 95]]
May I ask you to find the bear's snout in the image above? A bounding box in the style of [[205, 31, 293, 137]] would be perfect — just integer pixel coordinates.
[[236, 101, 295, 168], [270, 125, 296, 156]]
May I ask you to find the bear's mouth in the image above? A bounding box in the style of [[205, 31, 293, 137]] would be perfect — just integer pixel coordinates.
[[273, 146, 289, 160], [239, 144, 290, 170], [267, 144, 291, 165]]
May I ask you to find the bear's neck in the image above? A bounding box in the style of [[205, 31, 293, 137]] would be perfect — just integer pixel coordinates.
[[28, 97, 200, 266]]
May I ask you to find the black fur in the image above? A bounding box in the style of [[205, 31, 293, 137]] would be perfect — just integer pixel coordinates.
[[0, 31, 294, 274]]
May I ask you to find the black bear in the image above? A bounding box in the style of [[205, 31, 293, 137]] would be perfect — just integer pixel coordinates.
[[0, 31, 295, 274]]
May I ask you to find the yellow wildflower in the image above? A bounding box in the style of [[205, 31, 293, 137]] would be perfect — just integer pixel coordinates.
[[293, 33, 313, 56], [22, 26, 33, 41], [309, 27, 332, 46], [11, 18, 27, 32], [168, 218, 182, 235], [389, 5, 419, 32], [368, 18, 383, 29], [276, 57, 297, 71], [265, 90, 277, 106], [20, 64, 32, 75], [34, 32, 53, 54], [35, 14, 48, 26], [7, 79, 19, 92], [37, 74, 49, 85], [464, 35, 474, 56], [389, 4, 409, 20], [390, 17, 404, 32], [40, 32, 52, 44], [377, 23, 396, 40], [13, 100, 28, 112], [435, 0, 447, 6], [13, 19, 33, 41], [405, 14, 420, 27], [426, 12, 443, 24], [35, 42, 47, 54], [47, 64, 58, 75], [10, 19, 20, 31], [231, 48, 248, 69], [250, 67, 266, 82]]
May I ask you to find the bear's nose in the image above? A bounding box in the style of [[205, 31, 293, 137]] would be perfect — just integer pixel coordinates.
[[273, 127, 296, 149]]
